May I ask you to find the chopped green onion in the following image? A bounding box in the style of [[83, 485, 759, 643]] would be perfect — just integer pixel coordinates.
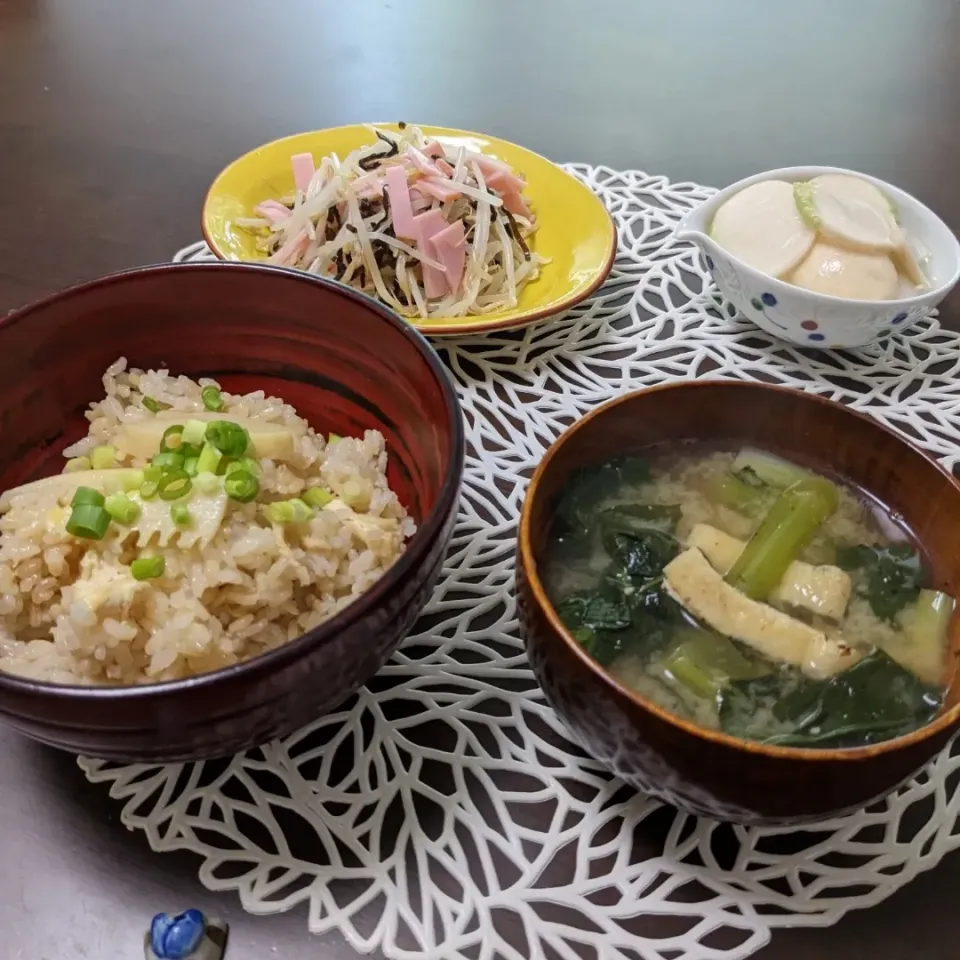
[[140, 479, 160, 500], [152, 451, 185, 471], [264, 501, 290, 524], [170, 503, 192, 527], [101, 476, 121, 495], [71, 486, 105, 508], [130, 555, 165, 580], [179, 442, 202, 460], [160, 424, 185, 452], [224, 469, 259, 503], [183, 456, 199, 477], [196, 442, 222, 475], [327, 432, 342, 445], [286, 498, 312, 522], [205, 420, 249, 457], [194, 471, 220, 494], [104, 493, 140, 525], [182, 419, 208, 447], [120, 470, 145, 493], [201, 385, 225, 412], [341, 480, 367, 508], [264, 498, 313, 524], [63, 456, 91, 474], [119, 469, 145, 492], [90, 445, 116, 469], [303, 486, 335, 508], [142, 465, 163, 483], [157, 470, 192, 501], [225, 456, 261, 476], [103, 469, 141, 494], [66, 503, 110, 540], [142, 396, 170, 414]]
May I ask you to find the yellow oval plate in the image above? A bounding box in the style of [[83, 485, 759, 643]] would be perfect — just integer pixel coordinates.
[[202, 124, 616, 336]]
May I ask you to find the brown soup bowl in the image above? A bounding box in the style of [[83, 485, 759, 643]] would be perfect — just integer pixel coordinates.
[[0, 263, 464, 762], [517, 382, 960, 825]]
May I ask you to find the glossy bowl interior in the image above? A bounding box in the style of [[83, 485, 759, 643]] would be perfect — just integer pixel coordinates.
[[675, 165, 960, 349], [201, 123, 616, 336], [0, 263, 464, 761], [518, 382, 960, 824]]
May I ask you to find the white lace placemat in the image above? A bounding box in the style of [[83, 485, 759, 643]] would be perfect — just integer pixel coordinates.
[[79, 165, 960, 960]]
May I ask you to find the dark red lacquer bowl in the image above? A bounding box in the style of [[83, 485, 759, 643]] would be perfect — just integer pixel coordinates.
[[0, 263, 464, 761], [517, 383, 960, 825]]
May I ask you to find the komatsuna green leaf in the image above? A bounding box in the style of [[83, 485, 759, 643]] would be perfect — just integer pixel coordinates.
[[600, 523, 679, 581], [599, 503, 681, 536], [836, 543, 923, 623], [719, 649, 942, 748], [555, 591, 631, 632], [557, 592, 636, 666], [570, 626, 641, 666], [553, 457, 651, 536]]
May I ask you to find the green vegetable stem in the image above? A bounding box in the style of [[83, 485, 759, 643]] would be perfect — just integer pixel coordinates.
[[726, 476, 839, 601], [654, 627, 771, 706]]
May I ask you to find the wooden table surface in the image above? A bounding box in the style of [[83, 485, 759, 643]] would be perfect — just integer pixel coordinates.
[[1, 1, 959, 958]]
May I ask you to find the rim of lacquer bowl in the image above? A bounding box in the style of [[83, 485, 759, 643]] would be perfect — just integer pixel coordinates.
[[519, 380, 960, 764], [0, 261, 465, 703]]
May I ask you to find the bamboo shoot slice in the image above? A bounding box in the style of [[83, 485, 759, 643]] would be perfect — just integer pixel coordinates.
[[116, 413, 296, 462], [0, 469, 142, 513]]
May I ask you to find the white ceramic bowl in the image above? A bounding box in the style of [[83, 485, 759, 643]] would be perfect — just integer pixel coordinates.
[[675, 165, 960, 348]]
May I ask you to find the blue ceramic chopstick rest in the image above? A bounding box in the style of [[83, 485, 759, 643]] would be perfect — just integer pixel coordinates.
[[144, 909, 228, 960]]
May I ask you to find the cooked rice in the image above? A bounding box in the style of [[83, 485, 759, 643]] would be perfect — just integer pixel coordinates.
[[0, 358, 414, 685]]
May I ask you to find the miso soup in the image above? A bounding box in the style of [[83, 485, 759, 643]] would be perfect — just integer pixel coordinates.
[[543, 448, 954, 749]]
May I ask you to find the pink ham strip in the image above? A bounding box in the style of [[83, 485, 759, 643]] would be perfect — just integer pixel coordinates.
[[417, 178, 463, 203], [430, 220, 466, 293], [413, 209, 449, 298], [268, 229, 309, 267], [482, 170, 532, 217], [500, 190, 532, 219], [353, 172, 384, 198], [484, 168, 528, 196], [255, 200, 290, 223], [405, 146, 444, 177], [409, 188, 432, 214], [385, 165, 417, 239], [470, 153, 516, 179], [422, 144, 455, 176], [291, 153, 316, 194]]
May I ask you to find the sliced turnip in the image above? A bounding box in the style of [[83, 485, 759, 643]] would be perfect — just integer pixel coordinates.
[[892, 241, 927, 289], [789, 241, 899, 300], [710, 180, 816, 278], [809, 174, 903, 253]]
